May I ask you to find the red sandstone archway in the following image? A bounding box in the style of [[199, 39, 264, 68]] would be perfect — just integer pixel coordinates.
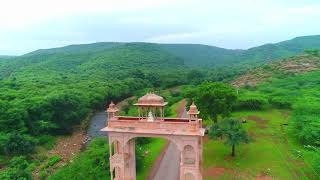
[[101, 93, 204, 180]]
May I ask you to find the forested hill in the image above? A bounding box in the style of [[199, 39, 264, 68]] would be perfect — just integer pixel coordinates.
[[1, 35, 320, 158], [2, 35, 320, 69], [237, 35, 320, 65], [158, 44, 243, 66], [160, 35, 320, 66]]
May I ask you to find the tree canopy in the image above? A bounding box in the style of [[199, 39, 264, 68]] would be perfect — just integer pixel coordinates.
[[185, 82, 237, 122], [209, 118, 250, 157]]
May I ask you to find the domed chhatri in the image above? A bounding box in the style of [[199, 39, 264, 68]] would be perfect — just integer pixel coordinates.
[[134, 92, 168, 106], [107, 101, 119, 112], [188, 102, 200, 115], [106, 101, 119, 120], [134, 92, 168, 120]]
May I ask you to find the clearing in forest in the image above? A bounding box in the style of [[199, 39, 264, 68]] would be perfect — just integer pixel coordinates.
[[203, 109, 317, 180]]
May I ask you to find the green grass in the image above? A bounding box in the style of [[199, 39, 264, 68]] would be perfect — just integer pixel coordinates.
[[204, 109, 315, 179], [137, 138, 167, 180], [168, 100, 181, 117]]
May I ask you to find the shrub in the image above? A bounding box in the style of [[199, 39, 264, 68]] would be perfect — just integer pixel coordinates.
[[290, 100, 320, 146], [0, 133, 36, 156], [311, 149, 320, 174], [0, 156, 33, 180], [38, 135, 56, 150], [47, 155, 62, 167], [136, 137, 152, 145], [49, 137, 110, 180], [236, 92, 268, 110], [269, 97, 292, 109]]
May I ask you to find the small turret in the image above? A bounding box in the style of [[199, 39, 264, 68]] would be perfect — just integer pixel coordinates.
[[187, 102, 200, 122], [106, 101, 119, 121]]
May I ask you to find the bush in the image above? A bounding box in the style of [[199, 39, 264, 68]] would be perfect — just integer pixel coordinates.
[[236, 92, 268, 110], [136, 137, 152, 145], [269, 97, 292, 109], [47, 155, 62, 167], [0, 133, 36, 156], [311, 149, 320, 174], [38, 135, 56, 150], [0, 156, 33, 180], [49, 137, 110, 180], [290, 101, 320, 146]]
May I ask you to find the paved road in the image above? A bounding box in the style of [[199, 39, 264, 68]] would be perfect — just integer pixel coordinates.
[[153, 142, 180, 180], [153, 106, 188, 180]]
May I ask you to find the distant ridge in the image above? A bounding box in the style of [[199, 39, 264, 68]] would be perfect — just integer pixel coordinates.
[[15, 35, 320, 67]]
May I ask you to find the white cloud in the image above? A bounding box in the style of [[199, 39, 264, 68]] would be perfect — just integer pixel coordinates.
[[0, 0, 179, 28]]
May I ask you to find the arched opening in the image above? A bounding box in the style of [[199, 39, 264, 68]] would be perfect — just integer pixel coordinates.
[[184, 172, 195, 180], [111, 140, 120, 156], [128, 136, 180, 178], [183, 145, 196, 165], [111, 166, 121, 180]]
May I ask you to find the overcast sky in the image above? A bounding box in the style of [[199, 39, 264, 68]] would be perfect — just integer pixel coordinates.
[[1, 0, 320, 55]]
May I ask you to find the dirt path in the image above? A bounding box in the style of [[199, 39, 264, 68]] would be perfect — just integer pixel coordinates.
[[152, 99, 188, 180]]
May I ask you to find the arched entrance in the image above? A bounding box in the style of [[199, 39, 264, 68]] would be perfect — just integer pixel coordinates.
[[184, 173, 195, 180], [101, 93, 204, 180]]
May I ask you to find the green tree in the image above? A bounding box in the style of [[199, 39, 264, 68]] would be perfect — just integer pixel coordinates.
[[209, 118, 250, 157], [186, 82, 237, 123], [0, 156, 33, 180], [0, 133, 36, 156]]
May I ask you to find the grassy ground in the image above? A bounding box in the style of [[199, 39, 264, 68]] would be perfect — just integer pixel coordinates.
[[137, 138, 167, 180], [168, 100, 182, 117], [203, 109, 316, 179]]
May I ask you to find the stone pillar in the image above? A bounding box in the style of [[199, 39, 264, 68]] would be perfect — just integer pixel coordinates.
[[108, 133, 136, 180], [124, 139, 136, 179], [108, 133, 125, 180], [179, 137, 203, 180]]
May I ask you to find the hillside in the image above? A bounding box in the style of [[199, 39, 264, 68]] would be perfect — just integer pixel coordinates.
[[158, 35, 320, 67], [158, 44, 242, 66], [160, 35, 320, 66], [1, 35, 320, 179], [236, 35, 320, 65], [2, 35, 319, 72], [232, 50, 320, 87]]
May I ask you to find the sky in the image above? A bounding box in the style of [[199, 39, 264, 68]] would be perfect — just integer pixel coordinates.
[[0, 0, 320, 55]]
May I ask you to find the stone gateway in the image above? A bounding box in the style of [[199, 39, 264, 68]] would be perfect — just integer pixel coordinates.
[[101, 93, 205, 180]]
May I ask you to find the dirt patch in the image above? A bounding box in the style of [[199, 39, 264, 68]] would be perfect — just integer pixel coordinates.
[[247, 115, 268, 129], [48, 130, 87, 161], [254, 173, 273, 180], [232, 55, 320, 88], [232, 70, 272, 88], [203, 166, 240, 179], [33, 130, 87, 179], [203, 135, 210, 143], [280, 60, 317, 73], [224, 155, 236, 161]]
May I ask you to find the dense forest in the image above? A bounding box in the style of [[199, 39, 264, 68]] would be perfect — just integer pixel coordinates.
[[1, 35, 320, 179]]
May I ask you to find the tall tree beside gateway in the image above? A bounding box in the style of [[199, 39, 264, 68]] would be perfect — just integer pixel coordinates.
[[188, 82, 237, 123], [209, 118, 250, 157]]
